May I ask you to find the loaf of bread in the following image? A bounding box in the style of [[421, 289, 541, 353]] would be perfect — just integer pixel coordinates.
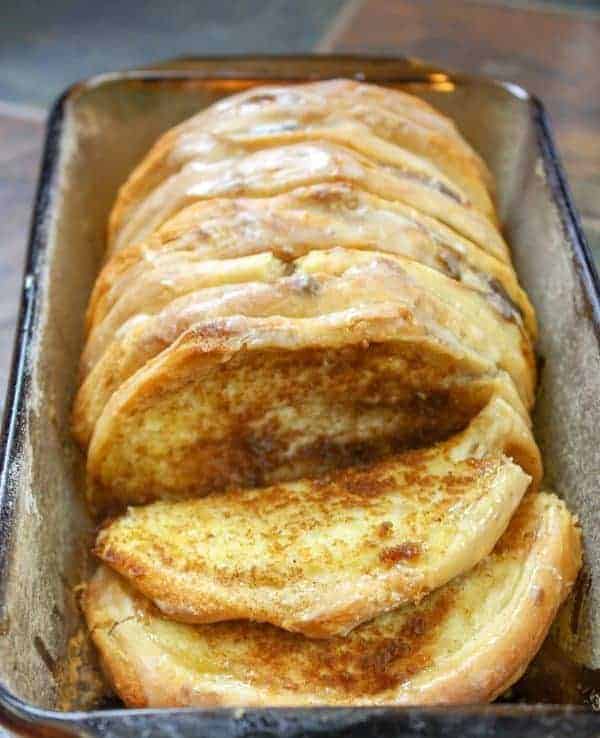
[[78, 80, 580, 707]]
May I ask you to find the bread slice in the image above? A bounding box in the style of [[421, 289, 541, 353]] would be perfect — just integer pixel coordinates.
[[108, 141, 507, 261], [89, 186, 535, 341], [84, 493, 581, 707], [94, 396, 537, 638], [109, 128, 468, 254], [80, 250, 535, 510], [80, 251, 289, 376], [84, 301, 530, 512], [80, 246, 534, 399], [297, 248, 534, 401], [75, 253, 534, 451], [203, 79, 493, 195], [108, 80, 494, 252]]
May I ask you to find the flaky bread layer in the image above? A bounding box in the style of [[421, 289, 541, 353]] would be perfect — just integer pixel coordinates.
[[95, 395, 537, 638], [84, 493, 581, 707], [108, 79, 494, 252], [91, 186, 534, 339], [84, 303, 532, 511], [75, 255, 534, 451]]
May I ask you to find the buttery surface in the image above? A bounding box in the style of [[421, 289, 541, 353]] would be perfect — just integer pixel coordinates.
[[94, 398, 534, 637], [77, 80, 582, 708], [78, 251, 536, 509], [107, 80, 498, 254], [85, 494, 581, 707], [90, 185, 536, 340], [84, 308, 530, 509], [74, 80, 540, 510]]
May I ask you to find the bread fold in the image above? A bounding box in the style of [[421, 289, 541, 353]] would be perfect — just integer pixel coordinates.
[[85, 494, 581, 707], [76, 80, 580, 708]]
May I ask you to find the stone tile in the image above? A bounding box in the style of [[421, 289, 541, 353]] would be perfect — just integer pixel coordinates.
[[0, 0, 346, 106], [323, 0, 600, 274]]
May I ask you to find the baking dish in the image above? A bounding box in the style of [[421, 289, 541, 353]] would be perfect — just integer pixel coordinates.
[[0, 55, 597, 737]]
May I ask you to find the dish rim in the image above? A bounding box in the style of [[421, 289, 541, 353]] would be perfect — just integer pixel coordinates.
[[0, 54, 598, 736]]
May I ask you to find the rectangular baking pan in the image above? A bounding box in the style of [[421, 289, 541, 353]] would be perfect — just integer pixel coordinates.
[[0, 55, 597, 737]]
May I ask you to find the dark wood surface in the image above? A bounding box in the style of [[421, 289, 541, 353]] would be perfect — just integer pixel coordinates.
[[0, 0, 598, 410]]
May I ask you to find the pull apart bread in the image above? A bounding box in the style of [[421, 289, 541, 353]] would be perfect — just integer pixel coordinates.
[[86, 494, 580, 707], [77, 80, 581, 707], [94, 397, 540, 638]]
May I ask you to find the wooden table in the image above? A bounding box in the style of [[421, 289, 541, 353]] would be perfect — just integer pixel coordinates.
[[1, 0, 598, 409]]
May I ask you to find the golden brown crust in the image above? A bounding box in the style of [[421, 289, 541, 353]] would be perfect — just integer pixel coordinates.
[[75, 251, 535, 458], [419, 495, 581, 703], [93, 396, 536, 637], [77, 82, 584, 710], [84, 493, 581, 707], [83, 301, 534, 511]]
